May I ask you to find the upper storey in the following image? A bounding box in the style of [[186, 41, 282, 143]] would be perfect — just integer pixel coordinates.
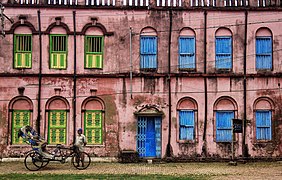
[[1, 0, 281, 8]]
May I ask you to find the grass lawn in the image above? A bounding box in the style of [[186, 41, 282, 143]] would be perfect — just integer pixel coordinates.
[[0, 173, 208, 180]]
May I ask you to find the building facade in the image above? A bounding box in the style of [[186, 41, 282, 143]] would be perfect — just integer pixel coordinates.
[[0, 0, 281, 160]]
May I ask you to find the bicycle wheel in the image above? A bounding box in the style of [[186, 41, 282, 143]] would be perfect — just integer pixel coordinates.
[[71, 152, 91, 170], [24, 151, 43, 171]]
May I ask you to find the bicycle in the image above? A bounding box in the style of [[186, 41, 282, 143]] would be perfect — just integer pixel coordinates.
[[24, 144, 91, 171]]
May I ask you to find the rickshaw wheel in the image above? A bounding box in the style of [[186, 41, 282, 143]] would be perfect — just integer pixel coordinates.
[[24, 151, 43, 171]]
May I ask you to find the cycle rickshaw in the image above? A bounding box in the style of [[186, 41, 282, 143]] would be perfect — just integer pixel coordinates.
[[18, 127, 91, 171]]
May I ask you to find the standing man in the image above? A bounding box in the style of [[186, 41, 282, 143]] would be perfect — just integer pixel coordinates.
[[74, 128, 87, 167]]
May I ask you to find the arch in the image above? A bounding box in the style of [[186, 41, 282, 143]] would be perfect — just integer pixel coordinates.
[[45, 96, 70, 110], [7, 21, 37, 34], [81, 97, 105, 110], [179, 27, 195, 36], [253, 97, 274, 110], [256, 27, 272, 37], [213, 96, 238, 111], [45, 22, 71, 34], [81, 23, 114, 36], [9, 96, 33, 110], [215, 27, 232, 37], [177, 97, 198, 110], [140, 26, 157, 36]]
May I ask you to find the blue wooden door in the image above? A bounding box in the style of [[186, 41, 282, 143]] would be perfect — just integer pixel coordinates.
[[137, 116, 161, 158]]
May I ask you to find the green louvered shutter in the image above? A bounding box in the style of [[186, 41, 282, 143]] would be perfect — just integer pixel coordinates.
[[85, 36, 103, 69], [14, 35, 32, 68], [84, 110, 102, 144], [48, 110, 67, 144], [12, 110, 30, 144], [50, 35, 67, 69]]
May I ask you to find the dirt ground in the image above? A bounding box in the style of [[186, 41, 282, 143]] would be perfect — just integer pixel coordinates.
[[0, 161, 281, 179]]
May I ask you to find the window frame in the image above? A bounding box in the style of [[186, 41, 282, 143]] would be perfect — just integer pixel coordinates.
[[13, 34, 32, 69], [215, 36, 232, 70], [11, 110, 31, 145], [84, 35, 104, 69], [140, 35, 158, 70], [178, 36, 196, 71], [84, 110, 103, 145], [215, 110, 234, 143], [255, 110, 272, 141], [48, 110, 67, 145], [179, 110, 195, 141], [255, 36, 273, 71], [49, 34, 68, 69]]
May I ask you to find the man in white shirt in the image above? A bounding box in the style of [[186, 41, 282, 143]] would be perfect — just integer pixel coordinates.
[[74, 128, 87, 167]]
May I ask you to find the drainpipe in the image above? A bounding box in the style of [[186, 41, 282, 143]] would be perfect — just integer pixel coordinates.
[[73, 11, 77, 142], [130, 27, 133, 99], [202, 10, 208, 157], [166, 8, 173, 158], [37, 10, 42, 134], [243, 10, 248, 158]]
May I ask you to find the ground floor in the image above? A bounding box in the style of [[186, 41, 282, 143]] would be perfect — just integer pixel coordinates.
[[0, 76, 282, 159]]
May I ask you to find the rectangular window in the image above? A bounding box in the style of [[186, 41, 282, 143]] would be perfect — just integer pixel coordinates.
[[140, 36, 157, 69], [50, 35, 67, 69], [85, 36, 104, 69], [216, 111, 234, 142], [256, 37, 272, 70], [48, 110, 67, 144], [256, 111, 272, 140], [179, 110, 195, 140], [12, 110, 30, 144], [179, 37, 195, 70], [14, 34, 32, 68], [215, 36, 232, 69], [84, 110, 103, 145]]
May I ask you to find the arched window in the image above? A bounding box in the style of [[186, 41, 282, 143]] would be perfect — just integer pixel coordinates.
[[140, 27, 158, 70], [84, 27, 104, 69], [215, 28, 232, 70], [214, 97, 237, 142], [254, 97, 273, 141], [47, 22, 69, 69], [82, 97, 105, 145], [177, 97, 198, 141], [14, 26, 33, 69], [9, 97, 33, 145], [46, 97, 69, 145], [255, 28, 272, 70], [178, 28, 196, 70]]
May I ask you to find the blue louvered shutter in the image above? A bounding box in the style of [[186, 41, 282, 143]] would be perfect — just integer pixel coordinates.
[[256, 37, 272, 70], [179, 37, 195, 69], [215, 36, 232, 69], [256, 111, 271, 140], [216, 111, 234, 142], [140, 36, 157, 69], [179, 110, 195, 140]]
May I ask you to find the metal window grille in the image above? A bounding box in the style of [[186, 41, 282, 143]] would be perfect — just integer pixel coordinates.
[[85, 36, 104, 68], [50, 35, 67, 69], [14, 34, 32, 68]]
